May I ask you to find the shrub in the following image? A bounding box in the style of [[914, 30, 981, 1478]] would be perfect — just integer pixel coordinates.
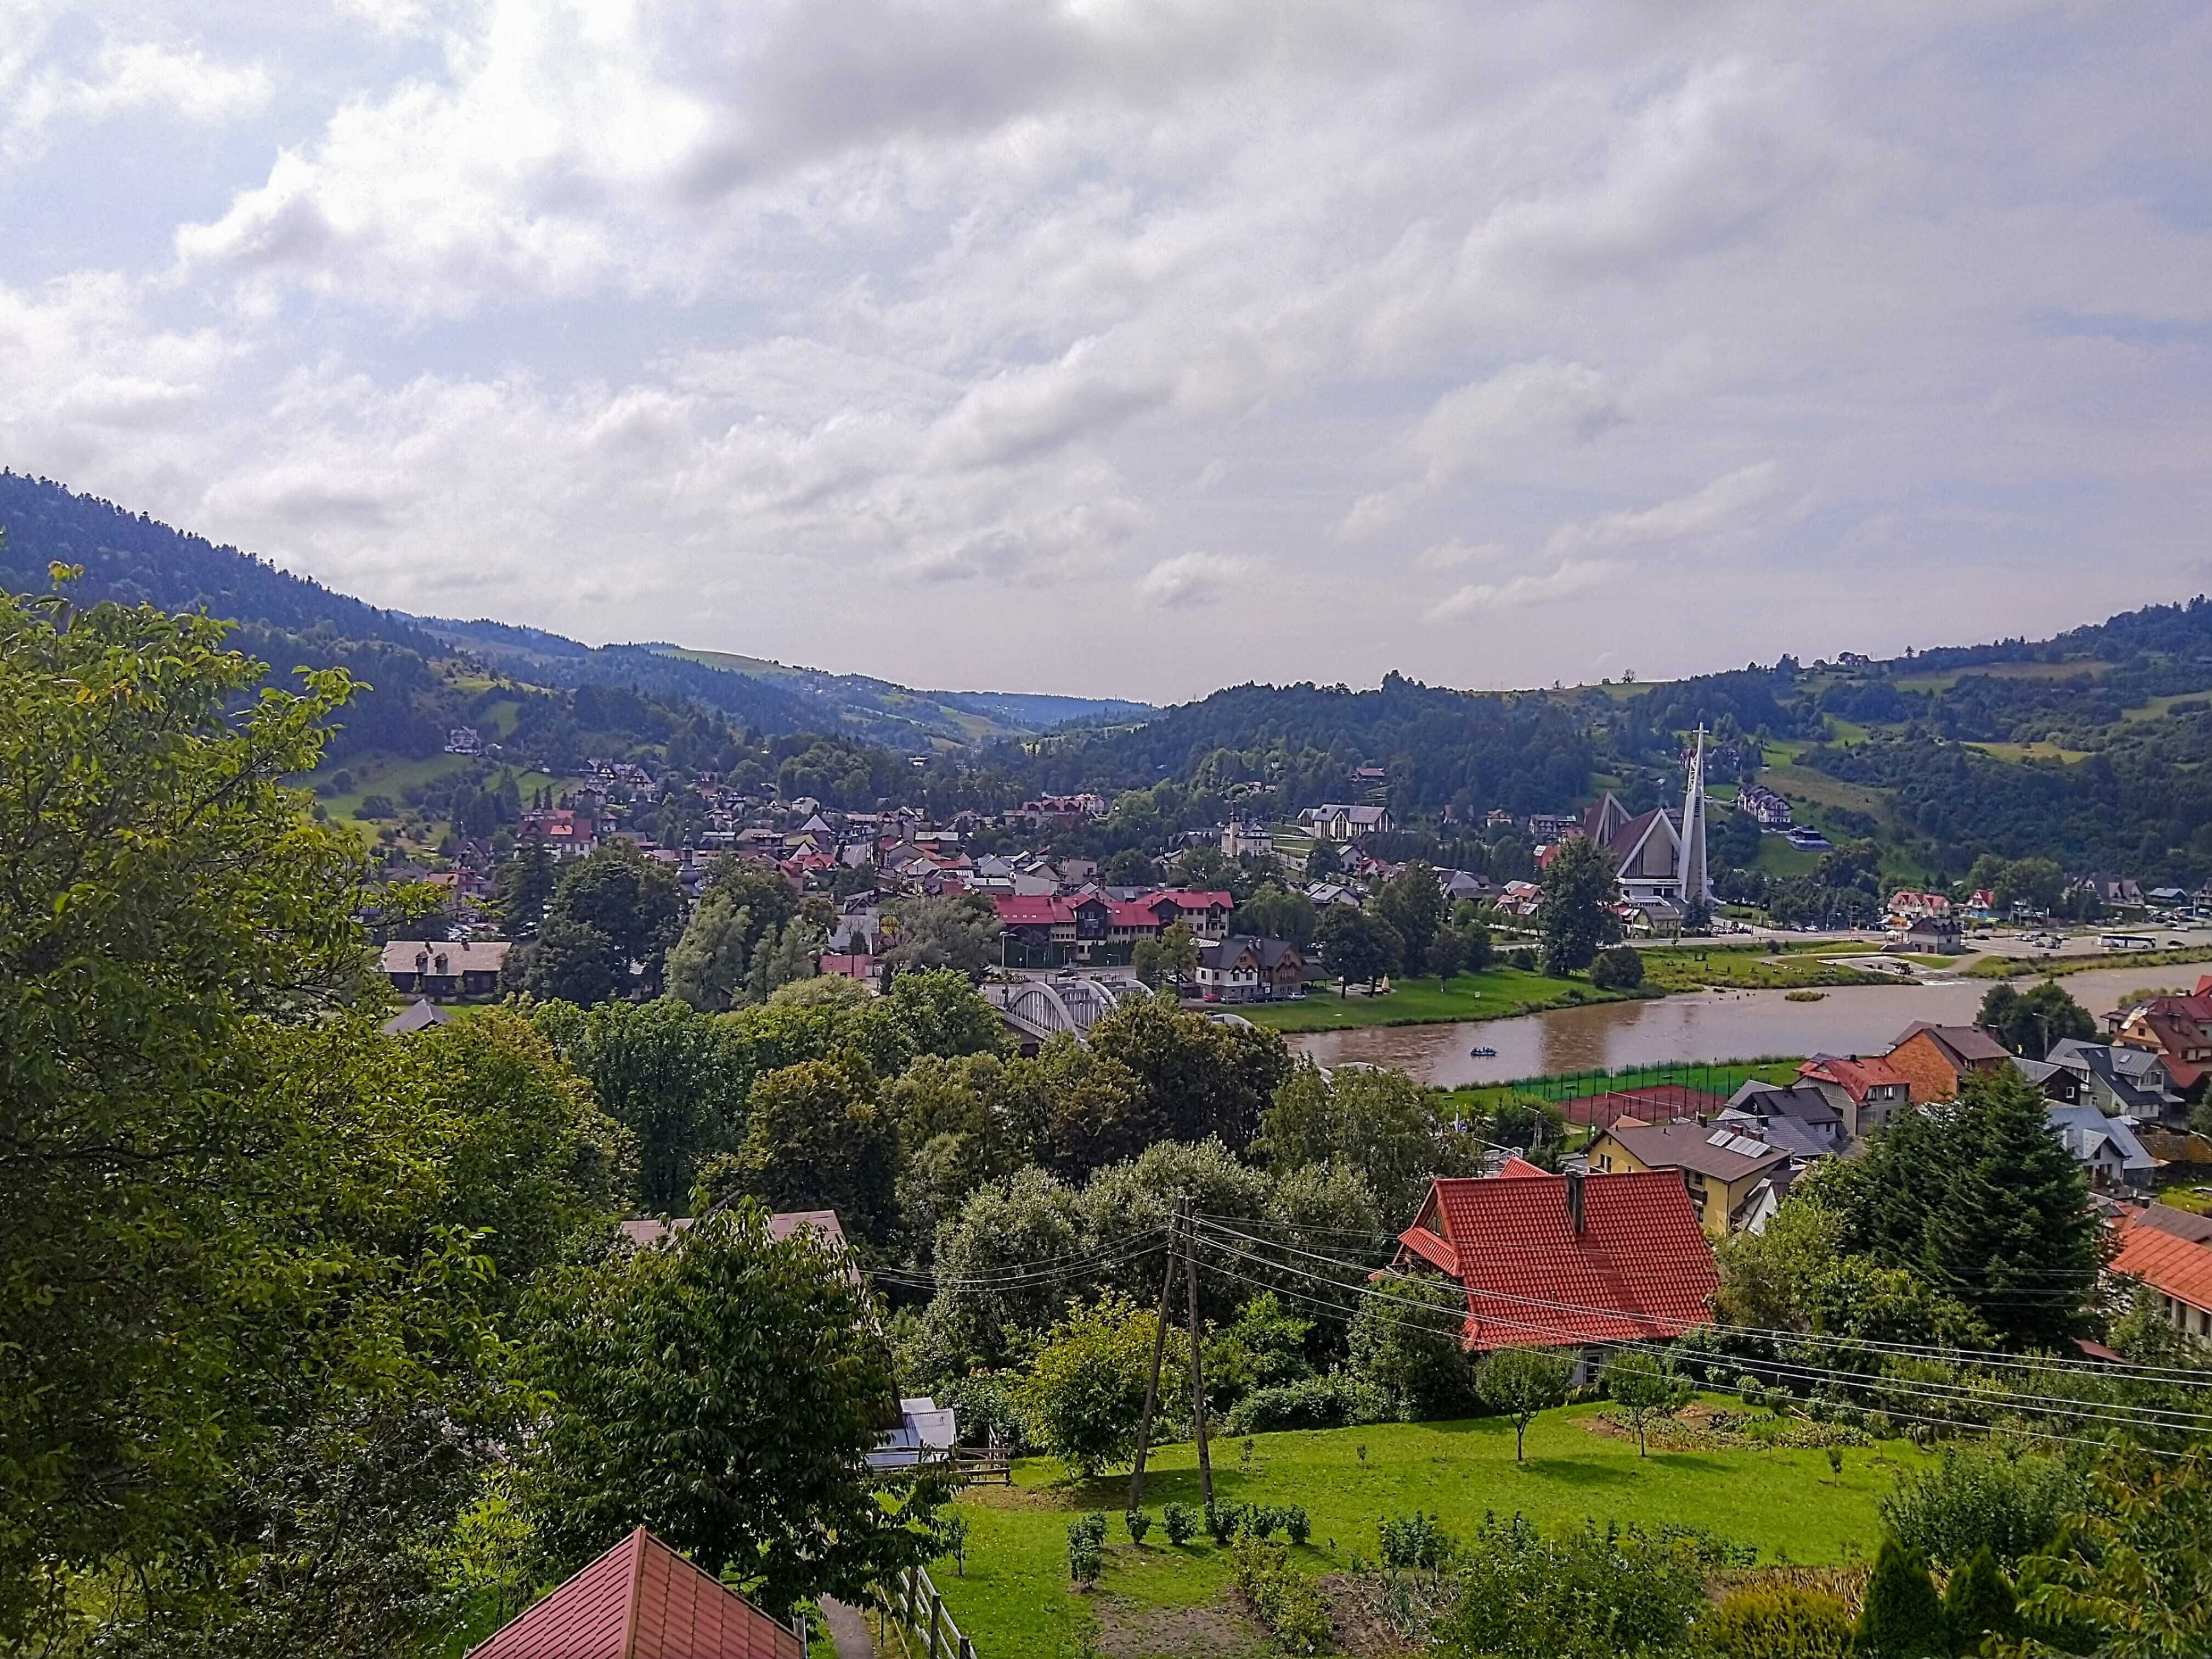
[[1124, 1508, 1152, 1544], [1247, 1504, 1280, 1541], [1590, 945, 1645, 991], [1737, 1373, 1765, 1407], [1232, 1541, 1332, 1656], [1074, 1512, 1109, 1548], [1066, 1523, 1103, 1584], [1508, 946, 1537, 971], [1378, 1510, 1454, 1572], [1432, 1515, 1711, 1659], [1348, 1273, 1481, 1419], [1284, 1505, 1312, 1547], [1013, 1294, 1172, 1478], [1699, 1583, 1856, 1659], [1163, 1502, 1198, 1546], [1205, 1501, 1240, 1545], [1855, 1538, 1943, 1659], [1879, 1446, 2084, 1567], [1223, 1373, 1393, 1435]]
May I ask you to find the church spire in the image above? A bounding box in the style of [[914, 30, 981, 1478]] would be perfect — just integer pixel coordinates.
[[1680, 725, 1713, 909]]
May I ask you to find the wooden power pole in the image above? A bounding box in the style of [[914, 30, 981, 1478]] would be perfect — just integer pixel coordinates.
[[1126, 1199, 1181, 1512], [1184, 1201, 1214, 1507]]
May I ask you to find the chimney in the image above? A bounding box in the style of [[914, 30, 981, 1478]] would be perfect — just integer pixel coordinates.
[[1565, 1168, 1586, 1234]]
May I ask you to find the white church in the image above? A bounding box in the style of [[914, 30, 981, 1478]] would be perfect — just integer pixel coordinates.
[[1560, 728, 1715, 932]]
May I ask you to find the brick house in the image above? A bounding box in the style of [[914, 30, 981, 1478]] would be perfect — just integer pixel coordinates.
[[1882, 1023, 2013, 1104]]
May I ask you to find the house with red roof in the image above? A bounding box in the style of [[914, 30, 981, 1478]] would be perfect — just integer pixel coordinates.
[[467, 1526, 803, 1658], [1796, 1053, 1912, 1137], [1391, 1169, 1719, 1363], [992, 888, 1234, 967], [2109, 979, 2212, 1097], [2111, 1208, 2212, 1346]]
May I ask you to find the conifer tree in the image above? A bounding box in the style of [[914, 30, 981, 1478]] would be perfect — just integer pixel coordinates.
[[1942, 1544, 2016, 1656], [1924, 1068, 2097, 1347], [1858, 1538, 1945, 1658]]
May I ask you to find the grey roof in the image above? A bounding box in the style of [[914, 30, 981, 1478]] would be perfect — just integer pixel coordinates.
[[1604, 1119, 1790, 1181], [1894, 1022, 2012, 1068], [2046, 1104, 2157, 1175], [2046, 1040, 2177, 1109], [1201, 934, 1302, 971], [1715, 1109, 1834, 1159], [379, 1000, 454, 1034], [2136, 1204, 2212, 1245], [1724, 1079, 1842, 1127]]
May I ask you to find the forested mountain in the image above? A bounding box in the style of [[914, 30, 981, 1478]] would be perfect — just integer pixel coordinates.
[[12, 467, 2212, 883]]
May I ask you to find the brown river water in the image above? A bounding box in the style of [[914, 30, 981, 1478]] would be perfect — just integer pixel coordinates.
[[1287, 964, 2198, 1088]]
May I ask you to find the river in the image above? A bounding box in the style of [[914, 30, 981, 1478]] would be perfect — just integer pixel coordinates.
[[1286, 964, 2197, 1088]]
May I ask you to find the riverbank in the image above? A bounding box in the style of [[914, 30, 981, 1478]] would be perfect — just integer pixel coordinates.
[[1286, 962, 2180, 1088], [1967, 943, 2212, 979], [1240, 967, 1639, 1033]]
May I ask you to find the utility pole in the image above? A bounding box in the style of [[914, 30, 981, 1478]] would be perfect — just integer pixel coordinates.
[[1184, 1202, 1214, 1508], [1126, 1199, 1182, 1513]]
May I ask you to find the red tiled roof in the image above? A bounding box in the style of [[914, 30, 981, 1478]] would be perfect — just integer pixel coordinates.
[[470, 1527, 802, 1659], [2113, 1212, 2212, 1314], [1494, 1155, 1549, 1178], [993, 894, 1069, 927], [1799, 1054, 1908, 1102], [1402, 1171, 1718, 1351]]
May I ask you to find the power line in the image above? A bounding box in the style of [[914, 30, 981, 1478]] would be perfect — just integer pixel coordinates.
[[1196, 1214, 2212, 1386], [1187, 1228, 2212, 1436]]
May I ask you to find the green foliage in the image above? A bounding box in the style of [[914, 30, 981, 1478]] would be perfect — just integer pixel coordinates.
[[2012, 1444, 2212, 1658], [883, 893, 1001, 978], [1590, 944, 1647, 991], [527, 841, 685, 1002], [1256, 1059, 1483, 1221], [520, 1204, 933, 1619], [1604, 1350, 1680, 1455], [1716, 1195, 1843, 1330], [1476, 1346, 1576, 1461], [1231, 1539, 1332, 1655], [727, 1058, 900, 1242], [1379, 1510, 1455, 1571], [1244, 881, 1319, 947], [1374, 860, 1447, 968], [1943, 1545, 2016, 1656], [1431, 1514, 1715, 1659], [0, 584, 370, 1640], [1086, 996, 1291, 1153], [1163, 1502, 1199, 1545], [1348, 1272, 1480, 1419], [1857, 1538, 1945, 1659], [1124, 1508, 1152, 1544], [1317, 902, 1396, 990], [1824, 1068, 2098, 1348], [1536, 837, 1623, 975], [1222, 1373, 1393, 1435], [1012, 1295, 1183, 1479], [1879, 1447, 2084, 1569], [1697, 1583, 1857, 1659], [1974, 981, 2095, 1057]]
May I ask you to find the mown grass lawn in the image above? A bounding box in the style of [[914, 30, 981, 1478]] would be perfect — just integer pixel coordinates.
[[1638, 944, 1895, 993], [1440, 1058, 1803, 1116], [935, 1408, 1921, 1658], [1240, 969, 1637, 1034]]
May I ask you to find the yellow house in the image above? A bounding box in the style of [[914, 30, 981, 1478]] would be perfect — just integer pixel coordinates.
[[1585, 1119, 1791, 1235]]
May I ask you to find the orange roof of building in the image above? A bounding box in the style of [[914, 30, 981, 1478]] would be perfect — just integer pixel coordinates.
[[1494, 1155, 1549, 1178], [1799, 1053, 1909, 1101], [1397, 1170, 1718, 1352], [469, 1527, 802, 1659], [2113, 1212, 2212, 1314]]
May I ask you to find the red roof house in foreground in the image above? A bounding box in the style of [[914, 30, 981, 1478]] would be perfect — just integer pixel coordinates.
[[1392, 1169, 1719, 1352], [469, 1526, 803, 1659]]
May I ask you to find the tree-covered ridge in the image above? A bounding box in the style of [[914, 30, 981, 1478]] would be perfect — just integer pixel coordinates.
[[1009, 672, 1599, 819]]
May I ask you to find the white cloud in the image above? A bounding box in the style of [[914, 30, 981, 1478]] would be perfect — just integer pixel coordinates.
[[1426, 560, 1616, 622], [4, 2, 2212, 696], [4, 32, 269, 161], [1137, 551, 1254, 608], [1544, 462, 1785, 558]]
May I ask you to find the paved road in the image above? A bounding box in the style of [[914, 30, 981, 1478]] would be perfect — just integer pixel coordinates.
[[820, 1597, 875, 1659]]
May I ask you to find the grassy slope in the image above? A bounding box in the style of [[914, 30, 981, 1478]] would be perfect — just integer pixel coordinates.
[[938, 1410, 1918, 1658], [1442, 1058, 1804, 1114], [1239, 969, 1635, 1033]]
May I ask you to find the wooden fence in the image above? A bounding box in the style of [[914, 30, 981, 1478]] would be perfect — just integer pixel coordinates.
[[875, 1564, 976, 1659]]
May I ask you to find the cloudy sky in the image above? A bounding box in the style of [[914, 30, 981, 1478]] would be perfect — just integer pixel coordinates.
[[4, 2, 2209, 699]]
